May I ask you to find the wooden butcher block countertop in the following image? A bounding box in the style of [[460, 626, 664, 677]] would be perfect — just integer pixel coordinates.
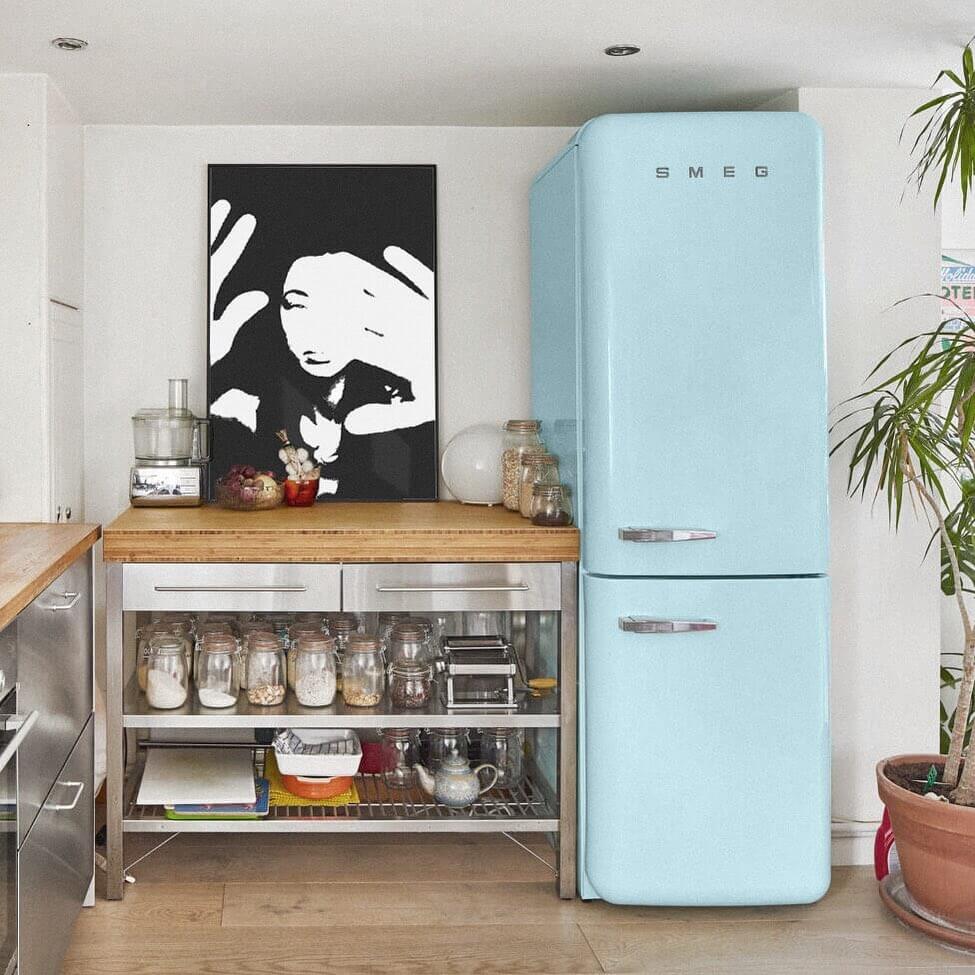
[[102, 502, 580, 564], [0, 523, 101, 631]]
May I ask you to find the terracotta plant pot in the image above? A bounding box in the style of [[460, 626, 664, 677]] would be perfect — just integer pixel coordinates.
[[877, 753, 975, 930]]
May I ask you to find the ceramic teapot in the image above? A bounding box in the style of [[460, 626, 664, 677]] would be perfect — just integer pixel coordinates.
[[415, 750, 498, 808]]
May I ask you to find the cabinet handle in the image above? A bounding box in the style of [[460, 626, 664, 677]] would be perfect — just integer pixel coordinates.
[[619, 616, 718, 633], [0, 710, 38, 775], [55, 505, 62, 523], [153, 586, 308, 593], [619, 528, 717, 542], [374, 584, 530, 593], [65, 507, 72, 521], [46, 780, 85, 811], [49, 591, 82, 611]]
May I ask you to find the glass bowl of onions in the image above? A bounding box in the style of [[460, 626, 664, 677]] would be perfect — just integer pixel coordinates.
[[215, 466, 284, 511]]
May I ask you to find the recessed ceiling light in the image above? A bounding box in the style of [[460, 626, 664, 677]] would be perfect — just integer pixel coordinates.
[[604, 44, 640, 57], [51, 37, 88, 51]]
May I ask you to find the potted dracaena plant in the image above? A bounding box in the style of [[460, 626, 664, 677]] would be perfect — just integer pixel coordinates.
[[834, 41, 975, 931]]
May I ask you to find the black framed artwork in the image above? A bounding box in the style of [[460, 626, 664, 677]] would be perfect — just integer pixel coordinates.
[[207, 164, 438, 500]]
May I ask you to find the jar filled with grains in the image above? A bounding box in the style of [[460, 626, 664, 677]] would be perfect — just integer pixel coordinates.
[[145, 635, 189, 709], [288, 621, 326, 690], [342, 633, 385, 707], [518, 451, 559, 518], [326, 613, 359, 693], [388, 659, 432, 710], [245, 634, 287, 706], [294, 634, 338, 707], [501, 420, 543, 510]]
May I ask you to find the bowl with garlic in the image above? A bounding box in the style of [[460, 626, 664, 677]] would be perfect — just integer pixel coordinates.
[[276, 430, 321, 507]]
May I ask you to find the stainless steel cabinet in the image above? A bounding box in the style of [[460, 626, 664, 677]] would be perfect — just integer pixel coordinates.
[[19, 718, 93, 975]]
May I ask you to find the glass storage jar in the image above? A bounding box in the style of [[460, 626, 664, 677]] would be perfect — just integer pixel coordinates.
[[501, 420, 543, 510], [388, 659, 432, 710], [518, 451, 559, 518], [479, 728, 524, 788], [428, 728, 469, 771], [381, 728, 421, 790], [388, 622, 432, 667], [145, 635, 189, 709], [326, 613, 359, 693], [196, 634, 239, 708], [200, 612, 238, 636], [195, 621, 234, 684], [245, 634, 286, 706], [377, 613, 409, 649], [137, 622, 178, 692], [260, 613, 294, 641], [342, 634, 385, 707], [236, 621, 272, 688], [530, 483, 573, 527], [288, 622, 326, 690], [294, 635, 338, 707]]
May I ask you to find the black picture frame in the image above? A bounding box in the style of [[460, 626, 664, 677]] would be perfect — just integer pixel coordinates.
[[206, 163, 439, 501]]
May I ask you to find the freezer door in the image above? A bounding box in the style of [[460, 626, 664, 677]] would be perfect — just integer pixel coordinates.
[[582, 573, 829, 905], [575, 112, 828, 576]]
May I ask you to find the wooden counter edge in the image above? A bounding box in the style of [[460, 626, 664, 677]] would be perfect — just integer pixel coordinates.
[[0, 524, 101, 631]]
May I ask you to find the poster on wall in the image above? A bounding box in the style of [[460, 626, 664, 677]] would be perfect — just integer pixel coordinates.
[[207, 164, 438, 500], [942, 251, 975, 329]]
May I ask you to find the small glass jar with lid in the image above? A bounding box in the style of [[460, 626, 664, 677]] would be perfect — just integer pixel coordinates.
[[377, 613, 409, 650], [137, 622, 178, 692], [342, 634, 385, 707], [381, 728, 421, 789], [518, 451, 559, 518], [388, 659, 433, 710], [199, 612, 238, 636], [530, 483, 573, 527], [245, 634, 286, 706], [294, 635, 338, 707], [196, 634, 239, 708], [388, 622, 432, 667], [145, 635, 189, 709], [236, 620, 272, 688], [501, 420, 544, 510], [326, 613, 359, 692], [288, 621, 326, 689], [479, 727, 524, 788], [195, 620, 235, 684], [428, 728, 469, 771]]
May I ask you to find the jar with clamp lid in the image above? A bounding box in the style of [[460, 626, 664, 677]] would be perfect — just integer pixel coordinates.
[[245, 634, 286, 706], [294, 634, 338, 707], [288, 621, 326, 690], [479, 727, 524, 788], [145, 635, 189, 709], [326, 613, 359, 692], [342, 633, 385, 707], [530, 483, 572, 527], [501, 420, 543, 510], [518, 451, 559, 518], [388, 621, 432, 668], [196, 634, 239, 708], [388, 659, 432, 710], [381, 728, 421, 790]]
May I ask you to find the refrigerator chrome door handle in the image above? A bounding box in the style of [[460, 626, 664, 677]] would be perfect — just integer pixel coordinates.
[[619, 617, 718, 634], [619, 528, 717, 542]]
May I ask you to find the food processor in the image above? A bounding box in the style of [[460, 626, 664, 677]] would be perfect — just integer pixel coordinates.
[[129, 379, 209, 506]]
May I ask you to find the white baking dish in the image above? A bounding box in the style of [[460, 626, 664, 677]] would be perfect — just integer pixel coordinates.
[[273, 729, 362, 777]]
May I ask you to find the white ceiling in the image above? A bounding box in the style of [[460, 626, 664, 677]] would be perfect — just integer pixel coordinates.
[[0, 1, 968, 125]]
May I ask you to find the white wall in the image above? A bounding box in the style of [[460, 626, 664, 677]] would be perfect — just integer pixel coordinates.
[[790, 90, 942, 863], [83, 125, 573, 527]]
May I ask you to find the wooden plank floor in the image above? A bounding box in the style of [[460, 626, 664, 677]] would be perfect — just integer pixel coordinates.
[[64, 834, 975, 974]]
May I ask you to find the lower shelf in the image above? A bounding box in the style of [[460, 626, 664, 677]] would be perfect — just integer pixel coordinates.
[[124, 770, 558, 833]]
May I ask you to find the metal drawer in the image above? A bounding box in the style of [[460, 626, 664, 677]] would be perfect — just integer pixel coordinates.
[[17, 553, 92, 843], [343, 563, 562, 612], [19, 716, 93, 975], [123, 563, 342, 613]]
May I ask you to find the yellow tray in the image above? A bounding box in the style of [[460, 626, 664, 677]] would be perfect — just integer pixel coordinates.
[[265, 751, 359, 807]]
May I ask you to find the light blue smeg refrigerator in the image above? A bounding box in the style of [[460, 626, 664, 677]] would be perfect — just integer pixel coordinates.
[[531, 113, 830, 905]]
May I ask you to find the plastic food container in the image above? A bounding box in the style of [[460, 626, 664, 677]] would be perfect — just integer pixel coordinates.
[[273, 729, 362, 777], [280, 773, 353, 800]]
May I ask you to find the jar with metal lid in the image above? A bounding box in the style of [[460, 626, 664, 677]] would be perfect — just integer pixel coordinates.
[[381, 728, 421, 789], [501, 420, 543, 510], [152, 615, 195, 679], [479, 727, 524, 788], [377, 613, 409, 648], [288, 621, 326, 689], [342, 634, 385, 707], [294, 635, 338, 707], [237, 620, 272, 688], [145, 635, 189, 709], [518, 451, 559, 518], [388, 659, 432, 710], [137, 622, 178, 692], [388, 622, 432, 667], [428, 728, 469, 771], [530, 483, 573, 527], [245, 634, 286, 706], [195, 621, 234, 685], [326, 613, 359, 693], [196, 634, 239, 708], [199, 612, 238, 636]]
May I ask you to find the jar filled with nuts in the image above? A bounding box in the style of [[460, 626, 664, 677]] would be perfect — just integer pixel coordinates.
[[245, 634, 286, 706], [342, 633, 385, 707], [294, 634, 338, 707], [501, 420, 543, 510], [388, 659, 432, 710]]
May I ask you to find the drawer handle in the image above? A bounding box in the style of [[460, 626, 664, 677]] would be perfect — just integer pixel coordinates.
[[49, 591, 82, 611], [619, 616, 718, 633], [153, 586, 308, 593], [619, 528, 717, 542], [374, 584, 530, 593], [0, 710, 38, 775], [46, 780, 85, 812]]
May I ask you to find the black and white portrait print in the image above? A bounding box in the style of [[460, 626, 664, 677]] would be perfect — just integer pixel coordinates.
[[207, 164, 438, 500]]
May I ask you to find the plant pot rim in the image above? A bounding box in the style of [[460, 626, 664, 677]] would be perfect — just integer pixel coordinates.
[[876, 753, 975, 815]]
